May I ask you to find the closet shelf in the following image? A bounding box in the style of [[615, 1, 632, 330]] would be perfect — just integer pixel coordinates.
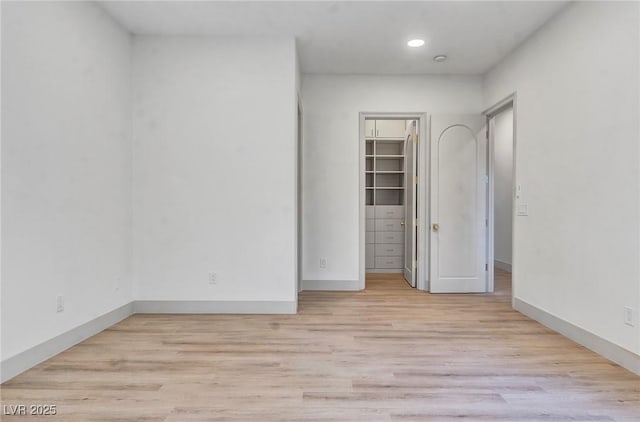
[[365, 125, 407, 208]]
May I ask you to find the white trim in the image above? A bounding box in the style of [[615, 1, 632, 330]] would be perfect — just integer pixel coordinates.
[[359, 114, 366, 290], [134, 300, 297, 314], [484, 93, 517, 301], [1, 302, 134, 383], [494, 259, 512, 272], [296, 95, 303, 296], [514, 298, 640, 376], [416, 113, 429, 292], [483, 93, 515, 117], [301, 279, 361, 291], [486, 117, 495, 292]]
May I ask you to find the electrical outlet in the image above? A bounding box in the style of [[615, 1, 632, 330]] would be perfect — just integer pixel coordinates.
[[320, 258, 327, 269], [624, 306, 634, 327], [209, 272, 217, 285], [56, 296, 64, 313], [115, 276, 121, 292]]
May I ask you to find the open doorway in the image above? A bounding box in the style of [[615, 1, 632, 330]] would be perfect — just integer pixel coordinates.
[[486, 95, 516, 297], [492, 108, 514, 273], [360, 114, 426, 290]]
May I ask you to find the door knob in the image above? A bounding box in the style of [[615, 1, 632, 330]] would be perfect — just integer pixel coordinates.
[[432, 223, 440, 231], [400, 221, 405, 226]]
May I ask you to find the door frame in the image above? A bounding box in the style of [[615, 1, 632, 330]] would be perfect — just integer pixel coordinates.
[[296, 96, 303, 298], [483, 93, 517, 300], [358, 112, 428, 291]]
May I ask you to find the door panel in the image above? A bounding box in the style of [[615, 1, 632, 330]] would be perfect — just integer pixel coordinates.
[[365, 120, 376, 138], [430, 115, 487, 293], [376, 119, 406, 138], [404, 121, 417, 287]]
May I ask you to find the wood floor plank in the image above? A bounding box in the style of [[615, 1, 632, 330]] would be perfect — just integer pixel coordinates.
[[1, 269, 638, 421]]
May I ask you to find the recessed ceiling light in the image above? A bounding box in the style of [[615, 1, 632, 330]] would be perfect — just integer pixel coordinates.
[[407, 39, 425, 48], [433, 54, 448, 62]]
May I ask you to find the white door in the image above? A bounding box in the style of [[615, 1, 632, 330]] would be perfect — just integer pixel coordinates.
[[403, 121, 417, 287], [430, 115, 488, 293]]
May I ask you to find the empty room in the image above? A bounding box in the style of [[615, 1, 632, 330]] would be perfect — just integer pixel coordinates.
[[1, 1, 639, 420]]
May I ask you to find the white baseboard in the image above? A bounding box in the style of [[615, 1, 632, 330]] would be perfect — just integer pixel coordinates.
[[514, 297, 640, 375], [1, 302, 133, 383], [494, 259, 512, 272], [301, 279, 362, 291], [134, 300, 297, 314]]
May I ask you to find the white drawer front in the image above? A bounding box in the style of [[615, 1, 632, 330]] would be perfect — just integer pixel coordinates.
[[366, 232, 375, 244], [375, 244, 404, 257], [376, 231, 404, 244], [375, 219, 403, 232], [375, 256, 403, 269], [375, 206, 404, 219], [366, 219, 375, 232], [366, 244, 375, 266], [366, 206, 375, 219]]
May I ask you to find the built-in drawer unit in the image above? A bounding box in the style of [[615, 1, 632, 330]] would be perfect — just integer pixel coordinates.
[[375, 244, 403, 257], [375, 219, 403, 232], [366, 244, 375, 265], [375, 256, 403, 269], [366, 206, 375, 219], [366, 232, 375, 244], [366, 219, 375, 232], [375, 205, 404, 219], [375, 231, 404, 244]]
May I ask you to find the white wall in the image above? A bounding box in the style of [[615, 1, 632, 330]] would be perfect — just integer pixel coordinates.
[[132, 36, 298, 304], [1, 1, 133, 360], [301, 75, 483, 285], [484, 1, 640, 354], [494, 108, 513, 268]]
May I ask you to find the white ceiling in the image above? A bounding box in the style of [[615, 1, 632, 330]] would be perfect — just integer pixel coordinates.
[[99, 1, 568, 75]]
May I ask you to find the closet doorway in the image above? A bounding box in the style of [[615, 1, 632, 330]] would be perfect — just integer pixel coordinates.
[[485, 95, 516, 295], [359, 113, 427, 289]]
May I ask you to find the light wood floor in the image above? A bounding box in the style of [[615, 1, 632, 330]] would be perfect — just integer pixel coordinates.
[[2, 270, 639, 421]]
